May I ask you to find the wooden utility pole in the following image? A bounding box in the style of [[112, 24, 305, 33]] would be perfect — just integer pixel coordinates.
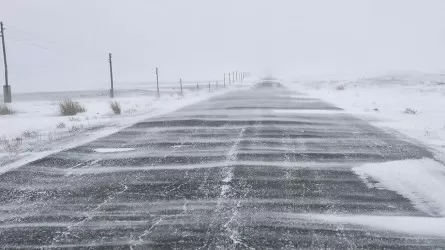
[[156, 67, 160, 97], [224, 73, 226, 87], [108, 53, 114, 98], [179, 78, 183, 96], [1, 22, 11, 103]]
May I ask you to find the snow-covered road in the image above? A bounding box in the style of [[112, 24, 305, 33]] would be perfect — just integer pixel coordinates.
[[0, 83, 444, 248]]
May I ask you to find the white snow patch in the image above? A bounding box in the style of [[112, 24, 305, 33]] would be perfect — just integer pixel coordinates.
[[94, 148, 135, 153], [273, 109, 344, 114], [309, 214, 445, 238], [354, 158, 445, 216]]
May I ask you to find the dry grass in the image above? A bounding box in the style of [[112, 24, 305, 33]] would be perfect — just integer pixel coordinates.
[[110, 101, 121, 115], [58, 98, 86, 116], [1, 136, 22, 155], [403, 108, 418, 115], [336, 85, 345, 91], [68, 124, 82, 133], [0, 103, 14, 115], [21, 130, 38, 139], [56, 122, 66, 129]]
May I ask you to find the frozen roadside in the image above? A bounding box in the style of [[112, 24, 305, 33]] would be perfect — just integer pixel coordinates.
[[0, 84, 249, 174], [284, 72, 445, 238], [285, 72, 445, 162]]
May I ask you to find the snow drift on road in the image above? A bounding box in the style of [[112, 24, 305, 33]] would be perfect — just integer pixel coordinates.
[[354, 158, 445, 217], [310, 214, 445, 238]]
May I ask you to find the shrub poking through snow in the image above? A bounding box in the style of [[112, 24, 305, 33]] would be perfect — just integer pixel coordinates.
[[68, 124, 82, 133], [58, 98, 86, 116], [0, 104, 14, 115], [56, 122, 66, 129], [110, 101, 121, 115], [21, 130, 38, 139], [403, 108, 418, 115], [1, 136, 22, 155], [336, 85, 345, 91]]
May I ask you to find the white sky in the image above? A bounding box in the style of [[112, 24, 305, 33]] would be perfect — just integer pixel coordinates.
[[1, 0, 445, 92]]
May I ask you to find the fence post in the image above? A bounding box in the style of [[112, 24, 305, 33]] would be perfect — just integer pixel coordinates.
[[180, 78, 183, 96], [1, 22, 11, 103], [108, 53, 114, 98], [156, 67, 160, 97]]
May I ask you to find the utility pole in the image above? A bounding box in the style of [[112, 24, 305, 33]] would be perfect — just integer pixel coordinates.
[[108, 53, 114, 98], [155, 67, 160, 97], [224, 73, 226, 87], [1, 22, 11, 103], [229, 73, 231, 85], [179, 78, 183, 96]]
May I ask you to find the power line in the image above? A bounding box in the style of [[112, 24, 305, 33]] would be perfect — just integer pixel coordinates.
[[6, 36, 51, 50]]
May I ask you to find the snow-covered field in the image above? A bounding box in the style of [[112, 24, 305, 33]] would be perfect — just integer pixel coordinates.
[[288, 72, 445, 161], [0, 83, 249, 171], [285, 72, 445, 237]]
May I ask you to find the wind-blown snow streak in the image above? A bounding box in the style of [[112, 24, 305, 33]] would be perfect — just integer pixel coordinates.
[[94, 148, 135, 153], [354, 158, 445, 216], [308, 214, 445, 238]]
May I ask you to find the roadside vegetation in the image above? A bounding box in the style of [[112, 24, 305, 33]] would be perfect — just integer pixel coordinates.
[[110, 101, 121, 115], [58, 98, 86, 116], [0, 104, 14, 115]]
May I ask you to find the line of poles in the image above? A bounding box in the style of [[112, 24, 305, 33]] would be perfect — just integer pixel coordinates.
[[1, 21, 249, 102], [107, 56, 248, 98]]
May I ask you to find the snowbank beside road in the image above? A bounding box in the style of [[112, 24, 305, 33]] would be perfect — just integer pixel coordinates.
[[285, 72, 445, 237], [285, 72, 445, 162]]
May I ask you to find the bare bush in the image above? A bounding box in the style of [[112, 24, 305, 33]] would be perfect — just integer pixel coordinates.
[[336, 85, 345, 91], [1, 137, 22, 155], [403, 108, 418, 115], [21, 130, 38, 139], [56, 122, 66, 129], [0, 104, 14, 115], [58, 98, 86, 116], [68, 124, 82, 133], [110, 101, 121, 115], [124, 108, 138, 114]]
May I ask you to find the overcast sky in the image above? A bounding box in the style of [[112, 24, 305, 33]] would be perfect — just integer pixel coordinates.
[[1, 0, 445, 92]]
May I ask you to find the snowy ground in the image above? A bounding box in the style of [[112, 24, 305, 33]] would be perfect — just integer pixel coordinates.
[[286, 72, 445, 161], [284, 72, 445, 239], [1, 75, 445, 247], [1, 83, 443, 248], [0, 82, 250, 171]]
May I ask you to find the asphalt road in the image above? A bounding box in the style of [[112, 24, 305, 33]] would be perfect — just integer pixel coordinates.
[[0, 83, 444, 249]]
